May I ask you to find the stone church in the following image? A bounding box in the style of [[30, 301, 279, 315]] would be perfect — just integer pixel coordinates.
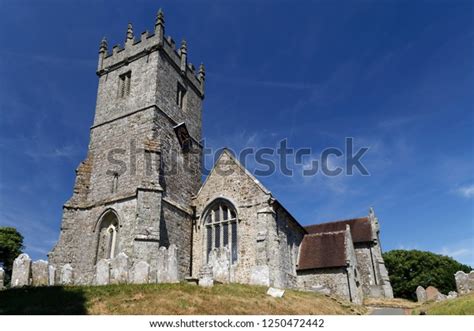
[[49, 10, 393, 304]]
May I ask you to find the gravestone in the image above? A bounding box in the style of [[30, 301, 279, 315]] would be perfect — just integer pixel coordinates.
[[0, 267, 4, 289], [96, 259, 110, 285], [416, 286, 427, 303], [48, 265, 56, 286], [455, 271, 469, 295], [425, 286, 441, 301], [468, 271, 474, 292], [156, 246, 168, 283], [60, 264, 74, 285], [267, 287, 285, 298], [131, 261, 150, 284], [435, 293, 447, 302], [167, 244, 179, 283], [208, 247, 230, 283], [198, 265, 214, 287], [311, 284, 331, 295], [250, 265, 270, 286], [31, 260, 49, 286], [110, 253, 129, 284], [11, 253, 32, 287]]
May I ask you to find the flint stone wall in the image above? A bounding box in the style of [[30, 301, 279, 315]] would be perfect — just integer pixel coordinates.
[[297, 268, 350, 301], [192, 151, 305, 289]]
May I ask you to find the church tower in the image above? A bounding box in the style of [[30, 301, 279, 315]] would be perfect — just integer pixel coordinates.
[[49, 10, 205, 284]]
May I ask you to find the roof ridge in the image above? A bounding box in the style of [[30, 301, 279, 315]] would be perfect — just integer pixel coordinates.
[[305, 230, 346, 237], [305, 216, 369, 228]]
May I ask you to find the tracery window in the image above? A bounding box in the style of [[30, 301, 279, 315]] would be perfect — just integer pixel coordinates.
[[204, 200, 238, 264], [96, 210, 119, 262]]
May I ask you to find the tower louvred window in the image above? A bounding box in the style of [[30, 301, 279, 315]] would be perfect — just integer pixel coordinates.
[[118, 71, 131, 98]]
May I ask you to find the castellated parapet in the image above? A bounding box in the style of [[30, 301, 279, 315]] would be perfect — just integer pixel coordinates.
[[97, 10, 204, 98]]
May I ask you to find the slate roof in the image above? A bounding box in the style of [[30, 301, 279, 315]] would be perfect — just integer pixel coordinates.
[[304, 217, 373, 243], [297, 231, 347, 270]]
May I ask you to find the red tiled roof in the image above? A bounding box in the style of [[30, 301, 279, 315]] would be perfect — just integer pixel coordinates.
[[297, 232, 347, 271], [305, 217, 373, 243]]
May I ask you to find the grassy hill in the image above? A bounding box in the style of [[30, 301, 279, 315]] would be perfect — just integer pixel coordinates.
[[411, 293, 474, 315], [0, 282, 366, 315]]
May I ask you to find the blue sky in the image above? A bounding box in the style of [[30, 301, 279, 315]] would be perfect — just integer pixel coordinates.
[[0, 0, 473, 266]]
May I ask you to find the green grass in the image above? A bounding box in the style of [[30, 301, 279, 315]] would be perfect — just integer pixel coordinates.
[[411, 293, 474, 315], [0, 282, 366, 315]]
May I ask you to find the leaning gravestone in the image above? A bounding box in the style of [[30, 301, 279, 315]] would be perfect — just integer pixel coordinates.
[[110, 252, 129, 284], [267, 287, 285, 298], [31, 260, 49, 286], [425, 286, 441, 301], [131, 261, 150, 284], [95, 259, 110, 285], [11, 253, 32, 287], [416, 286, 427, 303], [60, 264, 74, 285], [0, 267, 4, 289]]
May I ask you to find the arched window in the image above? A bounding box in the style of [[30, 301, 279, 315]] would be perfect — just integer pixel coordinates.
[[96, 210, 119, 262], [204, 199, 238, 264]]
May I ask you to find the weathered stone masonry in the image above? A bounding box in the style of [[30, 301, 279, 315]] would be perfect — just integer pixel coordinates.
[[49, 10, 204, 284], [45, 10, 394, 304]]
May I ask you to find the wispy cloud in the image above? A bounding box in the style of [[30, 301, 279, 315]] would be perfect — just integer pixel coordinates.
[[377, 115, 421, 129], [0, 50, 95, 68], [440, 248, 470, 258], [456, 185, 474, 198], [25, 144, 79, 160], [437, 237, 474, 267], [208, 72, 316, 90]]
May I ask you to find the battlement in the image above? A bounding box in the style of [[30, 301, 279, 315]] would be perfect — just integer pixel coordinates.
[[97, 9, 205, 97]]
